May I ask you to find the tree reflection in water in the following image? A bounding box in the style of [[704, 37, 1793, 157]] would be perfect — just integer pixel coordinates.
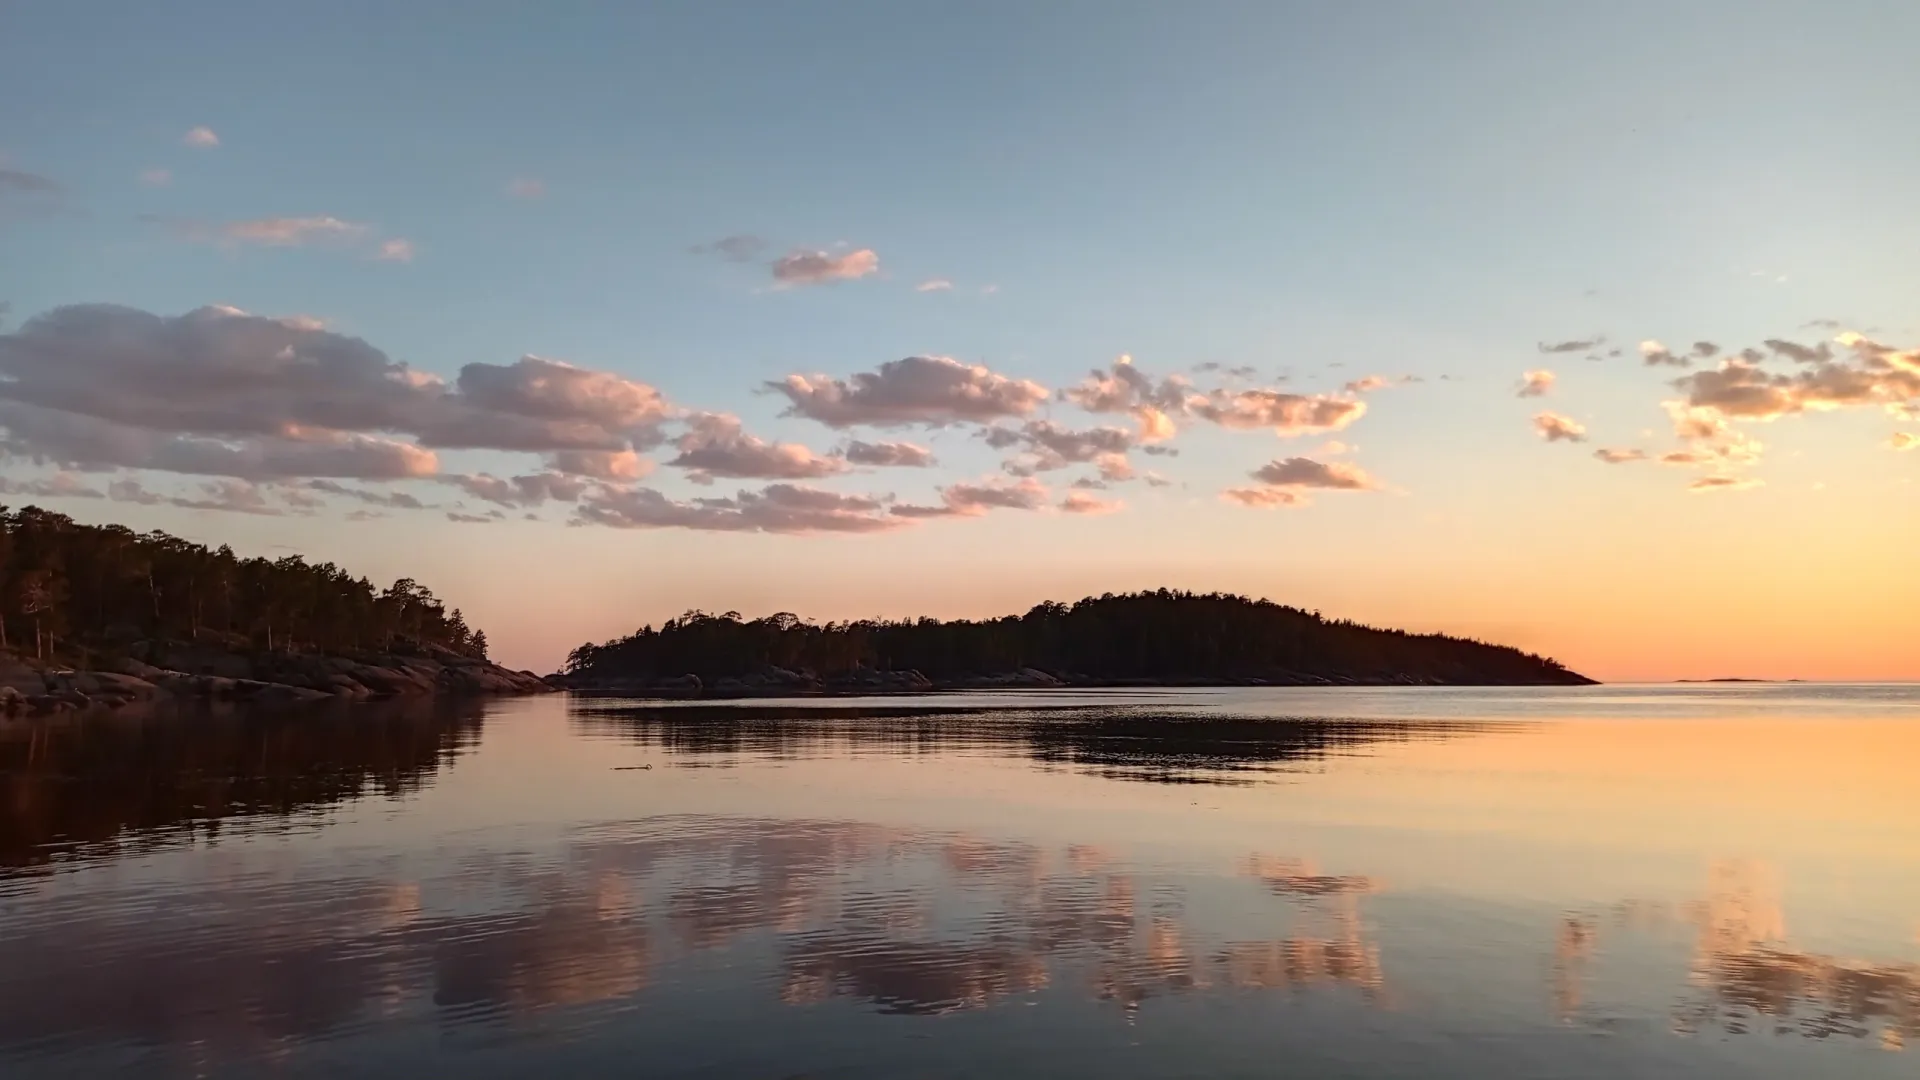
[[568, 700, 1505, 785]]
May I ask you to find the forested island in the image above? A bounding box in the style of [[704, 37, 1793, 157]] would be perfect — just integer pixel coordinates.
[[0, 506, 547, 713], [560, 590, 1594, 694]]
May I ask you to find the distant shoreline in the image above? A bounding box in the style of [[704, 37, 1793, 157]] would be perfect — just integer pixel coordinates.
[[552, 670, 1599, 701]]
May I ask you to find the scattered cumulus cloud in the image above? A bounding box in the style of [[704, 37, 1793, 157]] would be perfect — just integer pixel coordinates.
[[444, 472, 591, 508], [578, 483, 900, 534], [182, 126, 219, 148], [915, 279, 953, 292], [770, 247, 879, 287], [1889, 432, 1918, 452], [1221, 487, 1304, 508], [843, 439, 935, 468], [1639, 340, 1690, 367], [1593, 448, 1648, 464], [1060, 491, 1122, 515], [1518, 370, 1555, 398], [1190, 389, 1367, 437], [1538, 336, 1605, 354], [770, 356, 1049, 428], [1533, 412, 1588, 443], [892, 476, 1050, 519], [547, 448, 651, 480], [991, 419, 1136, 475], [667, 412, 847, 483], [1688, 475, 1763, 494], [1063, 356, 1190, 442], [375, 238, 416, 263], [138, 168, 172, 187], [0, 304, 672, 482], [1249, 456, 1382, 490]]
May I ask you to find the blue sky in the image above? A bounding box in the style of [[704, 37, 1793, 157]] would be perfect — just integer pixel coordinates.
[[2, 3, 1917, 679]]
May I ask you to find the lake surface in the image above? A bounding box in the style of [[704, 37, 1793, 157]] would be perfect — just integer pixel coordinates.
[[3, 684, 1917, 1078]]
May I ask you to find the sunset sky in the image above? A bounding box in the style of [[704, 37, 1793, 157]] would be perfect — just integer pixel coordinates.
[[1, 3, 1915, 682]]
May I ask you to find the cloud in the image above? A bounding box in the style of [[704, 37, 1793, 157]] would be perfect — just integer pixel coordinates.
[[1533, 412, 1588, 442], [1672, 340, 1920, 422], [689, 234, 766, 261], [1060, 491, 1122, 515], [1518, 370, 1555, 398], [1140, 444, 1179, 457], [1221, 487, 1304, 508], [0, 402, 439, 480], [770, 355, 1049, 428], [182, 127, 220, 148], [578, 483, 901, 534], [1594, 448, 1648, 464], [1639, 340, 1690, 367], [221, 216, 369, 247], [138, 168, 172, 187], [770, 248, 879, 287], [446, 511, 502, 524], [108, 478, 288, 515], [1190, 389, 1367, 436], [507, 178, 545, 199], [1094, 452, 1133, 482], [443, 472, 591, 508], [547, 448, 651, 480], [1688, 475, 1763, 494], [0, 473, 104, 500], [1062, 356, 1191, 441], [304, 479, 429, 509], [843, 439, 935, 467], [1890, 432, 1917, 452], [1069, 477, 1107, 490], [1249, 456, 1382, 490], [1221, 456, 1383, 509], [992, 419, 1136, 475], [893, 476, 1050, 519], [915, 279, 953, 292], [0, 303, 673, 480], [1538, 336, 1605, 354], [151, 215, 416, 261], [1341, 375, 1391, 394], [940, 476, 1050, 513], [1144, 472, 1173, 488], [1691, 341, 1720, 360], [667, 412, 846, 483], [1765, 339, 1832, 365]]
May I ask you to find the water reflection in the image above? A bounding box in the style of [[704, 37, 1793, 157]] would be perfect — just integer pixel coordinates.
[[0, 814, 1397, 1065], [0, 700, 484, 876], [570, 700, 1503, 784], [1557, 860, 1920, 1050]]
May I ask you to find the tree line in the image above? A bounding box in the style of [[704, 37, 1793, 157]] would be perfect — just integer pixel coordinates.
[[0, 506, 488, 664], [565, 589, 1585, 684]]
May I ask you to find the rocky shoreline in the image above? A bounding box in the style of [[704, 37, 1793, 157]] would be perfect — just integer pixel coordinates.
[[0, 643, 552, 716]]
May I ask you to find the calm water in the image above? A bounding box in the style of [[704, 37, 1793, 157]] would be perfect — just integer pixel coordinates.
[[2, 685, 1917, 1078]]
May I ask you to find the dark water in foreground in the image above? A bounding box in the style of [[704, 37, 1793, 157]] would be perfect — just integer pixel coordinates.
[[2, 685, 1917, 1078]]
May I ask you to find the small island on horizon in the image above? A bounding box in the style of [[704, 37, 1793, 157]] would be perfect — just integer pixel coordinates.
[[559, 589, 1595, 696]]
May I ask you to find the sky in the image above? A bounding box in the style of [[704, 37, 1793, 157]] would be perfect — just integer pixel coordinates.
[[0, 1, 1915, 682]]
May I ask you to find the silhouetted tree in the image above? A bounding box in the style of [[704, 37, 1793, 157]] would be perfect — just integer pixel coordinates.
[[564, 589, 1586, 685], [0, 506, 492, 664]]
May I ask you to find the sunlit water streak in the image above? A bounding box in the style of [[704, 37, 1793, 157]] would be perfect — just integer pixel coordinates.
[[1, 685, 1916, 1077]]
